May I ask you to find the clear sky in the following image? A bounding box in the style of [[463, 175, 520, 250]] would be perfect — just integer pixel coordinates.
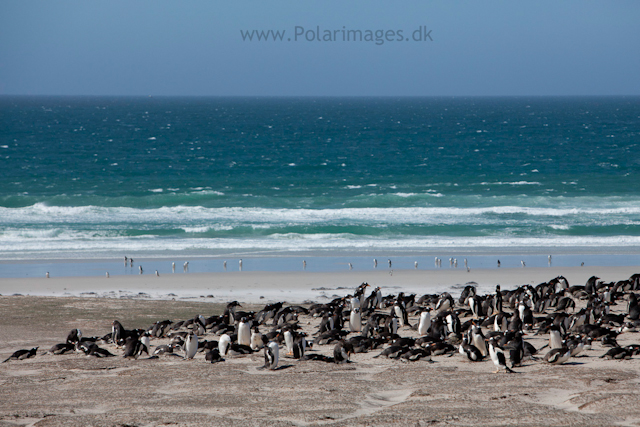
[[1, 1, 638, 96]]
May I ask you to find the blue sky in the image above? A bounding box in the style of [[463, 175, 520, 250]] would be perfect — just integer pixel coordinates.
[[1, 1, 638, 96]]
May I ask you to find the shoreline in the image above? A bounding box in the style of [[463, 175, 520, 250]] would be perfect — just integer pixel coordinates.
[[1, 265, 638, 304], [0, 252, 639, 279]]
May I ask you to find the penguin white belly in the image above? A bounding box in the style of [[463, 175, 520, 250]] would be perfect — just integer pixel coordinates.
[[418, 312, 431, 336], [238, 322, 251, 347], [349, 309, 361, 332], [185, 334, 198, 359], [267, 341, 279, 370]]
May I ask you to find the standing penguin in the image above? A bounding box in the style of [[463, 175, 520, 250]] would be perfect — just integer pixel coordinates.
[[250, 327, 263, 351], [471, 324, 488, 357], [349, 307, 362, 333], [488, 338, 513, 373], [237, 317, 251, 347], [262, 335, 279, 370], [417, 309, 431, 336], [392, 302, 409, 328], [184, 331, 198, 360], [494, 285, 503, 314]]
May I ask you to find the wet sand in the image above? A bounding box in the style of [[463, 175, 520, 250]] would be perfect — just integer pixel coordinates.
[[1, 267, 640, 426]]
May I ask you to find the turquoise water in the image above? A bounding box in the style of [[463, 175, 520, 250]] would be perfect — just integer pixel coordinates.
[[1, 96, 640, 263]]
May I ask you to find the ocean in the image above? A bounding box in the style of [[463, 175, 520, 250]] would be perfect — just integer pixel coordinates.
[[1, 96, 639, 276]]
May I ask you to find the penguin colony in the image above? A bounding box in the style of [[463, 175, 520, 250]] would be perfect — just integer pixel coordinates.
[[4, 274, 640, 372]]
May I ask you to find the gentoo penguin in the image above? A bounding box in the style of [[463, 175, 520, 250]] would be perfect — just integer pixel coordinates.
[[218, 334, 232, 357], [183, 261, 189, 273], [237, 318, 251, 347], [112, 320, 125, 346], [349, 307, 362, 333], [460, 336, 483, 362], [140, 331, 151, 352], [155, 270, 159, 277], [417, 310, 431, 336], [223, 261, 227, 271], [414, 261, 418, 269], [283, 329, 295, 355], [392, 302, 409, 328], [333, 340, 354, 364], [184, 331, 198, 360], [66, 328, 82, 344], [106, 272, 109, 278], [373, 258, 378, 268], [471, 324, 488, 357], [139, 265, 143, 274], [469, 295, 482, 318], [46, 272, 49, 278], [263, 336, 279, 370], [388, 259, 392, 268], [123, 336, 148, 359], [544, 346, 571, 365], [239, 259, 243, 271], [172, 262, 175, 273], [549, 326, 564, 350], [488, 338, 513, 373], [435, 293, 453, 314], [3, 347, 38, 363], [205, 348, 224, 363], [48, 343, 75, 355], [445, 312, 461, 336], [494, 285, 503, 314], [303, 260, 306, 270], [250, 327, 263, 350]]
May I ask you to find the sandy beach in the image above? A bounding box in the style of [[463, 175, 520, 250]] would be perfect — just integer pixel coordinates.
[[1, 265, 639, 304], [1, 265, 640, 426]]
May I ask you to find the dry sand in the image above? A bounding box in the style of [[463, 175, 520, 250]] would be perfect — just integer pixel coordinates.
[[1, 266, 640, 426]]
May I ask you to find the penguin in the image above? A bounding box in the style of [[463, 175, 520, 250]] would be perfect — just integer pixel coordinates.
[[140, 331, 151, 352], [506, 331, 525, 368], [469, 295, 482, 318], [417, 310, 431, 336], [283, 329, 295, 355], [48, 343, 75, 355], [373, 258, 377, 268], [292, 333, 307, 359], [445, 312, 461, 336], [333, 340, 354, 364], [250, 327, 263, 350], [460, 336, 483, 362], [237, 317, 251, 347], [218, 334, 232, 357], [544, 347, 571, 365], [392, 302, 409, 328], [184, 331, 198, 360], [123, 337, 148, 359], [172, 262, 176, 273], [549, 326, 564, 350], [3, 347, 38, 362], [488, 338, 513, 373], [349, 307, 362, 333], [139, 265, 143, 274], [205, 348, 224, 363], [471, 324, 488, 357], [66, 328, 82, 345], [263, 337, 279, 370], [239, 259, 243, 271], [494, 285, 503, 314]]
